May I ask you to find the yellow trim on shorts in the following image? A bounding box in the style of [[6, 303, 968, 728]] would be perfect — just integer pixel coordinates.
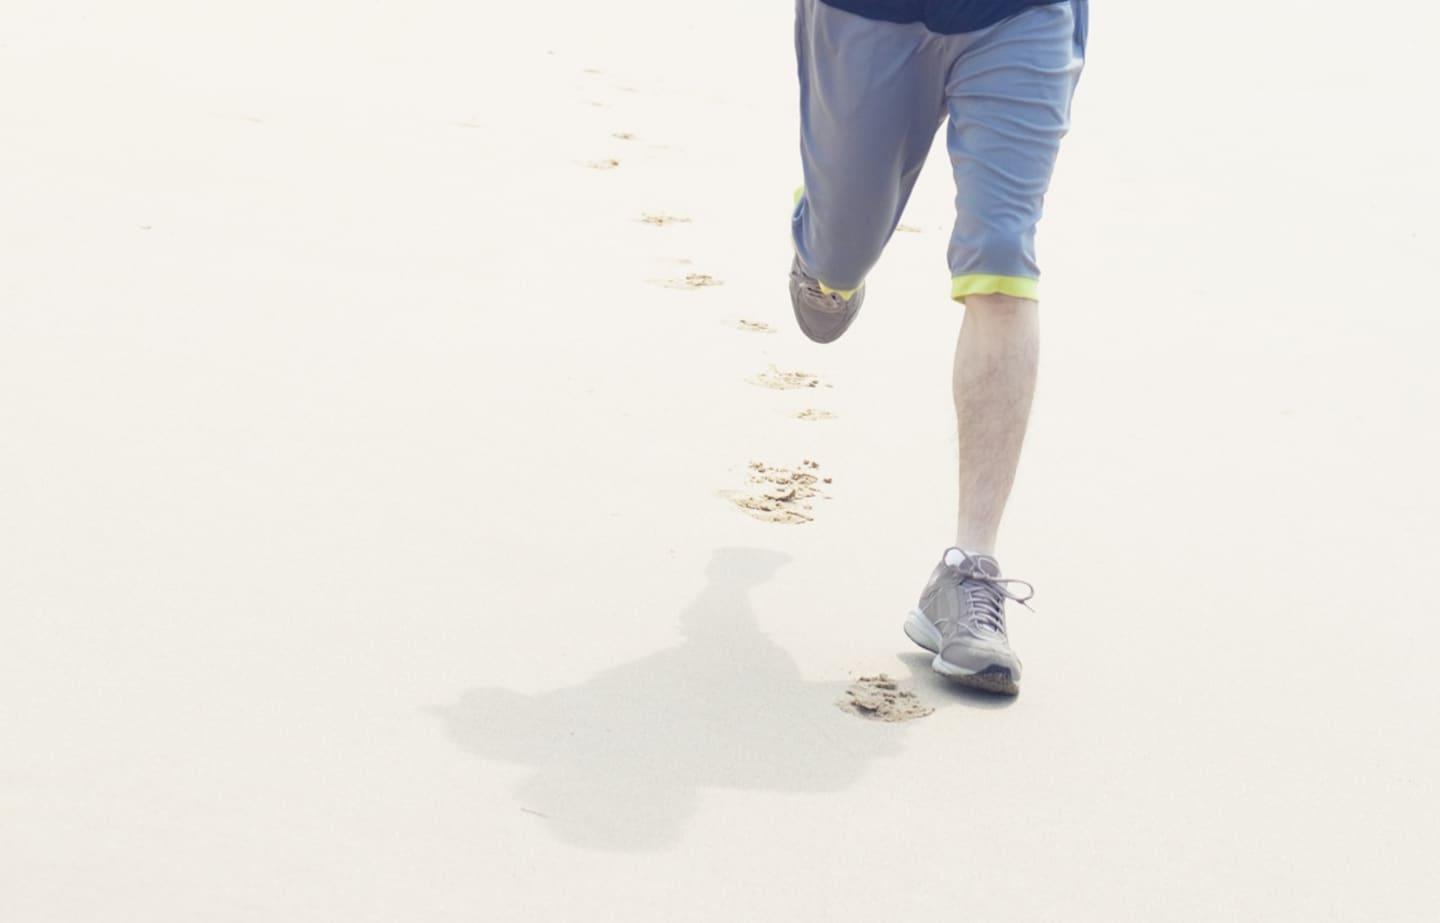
[[793, 185, 805, 206], [951, 274, 1039, 302]]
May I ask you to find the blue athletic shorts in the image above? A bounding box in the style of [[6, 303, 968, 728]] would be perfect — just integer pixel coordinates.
[[792, 0, 1087, 301]]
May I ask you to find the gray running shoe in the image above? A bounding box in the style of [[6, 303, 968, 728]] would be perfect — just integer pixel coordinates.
[[789, 256, 865, 344], [903, 548, 1035, 695]]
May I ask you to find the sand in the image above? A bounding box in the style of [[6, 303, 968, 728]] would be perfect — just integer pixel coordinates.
[[2, 1, 1438, 920], [837, 674, 935, 722], [723, 460, 831, 524]]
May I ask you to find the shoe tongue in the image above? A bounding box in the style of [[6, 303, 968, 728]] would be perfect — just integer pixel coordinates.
[[944, 547, 1000, 577]]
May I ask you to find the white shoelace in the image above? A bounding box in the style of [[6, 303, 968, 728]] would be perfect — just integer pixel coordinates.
[[951, 551, 1036, 633]]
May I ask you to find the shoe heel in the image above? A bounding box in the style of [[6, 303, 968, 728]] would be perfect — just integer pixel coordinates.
[[903, 609, 941, 654]]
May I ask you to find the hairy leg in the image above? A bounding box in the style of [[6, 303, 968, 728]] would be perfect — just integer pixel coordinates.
[[953, 293, 1039, 555]]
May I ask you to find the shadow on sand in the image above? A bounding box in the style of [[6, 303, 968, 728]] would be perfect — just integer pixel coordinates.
[[894, 651, 1019, 712], [431, 547, 911, 851]]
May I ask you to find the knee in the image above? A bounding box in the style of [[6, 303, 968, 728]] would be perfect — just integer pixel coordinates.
[[972, 227, 1034, 273], [950, 225, 1041, 304], [792, 198, 891, 292], [793, 228, 884, 293], [963, 293, 1039, 334], [965, 292, 1037, 315]]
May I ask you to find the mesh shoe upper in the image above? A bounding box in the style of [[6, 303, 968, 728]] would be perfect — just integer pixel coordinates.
[[917, 549, 1034, 678]]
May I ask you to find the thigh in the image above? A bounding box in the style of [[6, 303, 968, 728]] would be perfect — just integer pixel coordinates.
[[943, 1, 1085, 299], [793, 0, 948, 289]]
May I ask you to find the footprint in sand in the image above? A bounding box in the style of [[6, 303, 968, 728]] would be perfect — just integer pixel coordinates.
[[896, 223, 923, 233], [640, 213, 691, 226], [722, 460, 832, 525], [836, 675, 933, 722], [749, 365, 828, 390], [613, 131, 637, 141], [735, 319, 776, 334], [794, 408, 835, 421], [652, 273, 722, 290], [584, 158, 621, 170]]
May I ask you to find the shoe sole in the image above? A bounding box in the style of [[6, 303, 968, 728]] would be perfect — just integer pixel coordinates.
[[903, 609, 1020, 696]]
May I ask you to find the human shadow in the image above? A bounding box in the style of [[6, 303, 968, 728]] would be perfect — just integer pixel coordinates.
[[431, 547, 906, 851]]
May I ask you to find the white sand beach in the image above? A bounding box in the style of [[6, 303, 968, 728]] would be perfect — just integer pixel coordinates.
[[3, 1, 1438, 919]]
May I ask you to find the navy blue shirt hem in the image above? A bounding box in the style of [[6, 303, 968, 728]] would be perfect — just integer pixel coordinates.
[[817, 0, 1066, 35]]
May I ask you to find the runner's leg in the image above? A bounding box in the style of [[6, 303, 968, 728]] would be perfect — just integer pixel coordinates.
[[792, 0, 948, 292], [943, 2, 1085, 552]]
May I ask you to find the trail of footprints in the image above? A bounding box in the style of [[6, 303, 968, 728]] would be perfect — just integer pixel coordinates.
[[575, 64, 839, 524], [575, 62, 932, 722]]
